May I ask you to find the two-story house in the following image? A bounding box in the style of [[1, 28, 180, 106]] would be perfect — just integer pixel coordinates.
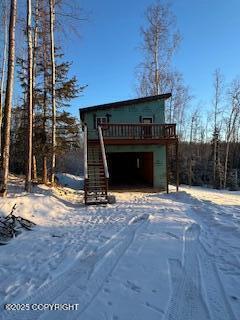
[[80, 94, 179, 204]]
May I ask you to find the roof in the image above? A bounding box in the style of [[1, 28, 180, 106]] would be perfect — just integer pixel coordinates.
[[79, 93, 171, 120]]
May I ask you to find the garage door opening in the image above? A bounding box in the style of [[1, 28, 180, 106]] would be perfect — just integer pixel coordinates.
[[107, 152, 153, 188]]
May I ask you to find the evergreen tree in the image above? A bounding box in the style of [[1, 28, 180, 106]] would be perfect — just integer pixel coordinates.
[[15, 46, 84, 180]]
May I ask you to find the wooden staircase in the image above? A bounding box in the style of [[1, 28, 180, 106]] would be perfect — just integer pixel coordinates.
[[84, 125, 109, 205]]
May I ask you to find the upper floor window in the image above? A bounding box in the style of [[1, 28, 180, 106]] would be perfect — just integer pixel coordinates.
[[96, 116, 107, 128]]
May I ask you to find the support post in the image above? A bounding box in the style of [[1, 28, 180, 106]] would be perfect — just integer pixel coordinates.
[[176, 140, 179, 192], [166, 144, 169, 194]]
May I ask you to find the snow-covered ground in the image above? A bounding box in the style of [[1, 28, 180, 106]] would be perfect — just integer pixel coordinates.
[[0, 176, 239, 320], [55, 173, 84, 190]]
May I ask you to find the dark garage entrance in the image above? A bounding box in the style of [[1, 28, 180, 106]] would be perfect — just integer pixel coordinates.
[[107, 152, 153, 188]]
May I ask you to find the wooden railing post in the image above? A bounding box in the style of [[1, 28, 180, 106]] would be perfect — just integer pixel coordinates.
[[98, 126, 109, 180], [166, 144, 169, 194], [176, 139, 179, 192], [83, 124, 88, 204]]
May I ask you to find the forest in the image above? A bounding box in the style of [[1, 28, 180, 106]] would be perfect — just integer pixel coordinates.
[[0, 0, 239, 196], [0, 0, 84, 196]]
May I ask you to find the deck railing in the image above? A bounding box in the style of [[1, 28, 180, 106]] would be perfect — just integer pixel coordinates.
[[83, 124, 88, 179], [98, 126, 109, 179], [100, 123, 176, 139]]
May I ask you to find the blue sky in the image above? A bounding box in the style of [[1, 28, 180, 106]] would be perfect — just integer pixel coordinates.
[[63, 0, 240, 118]]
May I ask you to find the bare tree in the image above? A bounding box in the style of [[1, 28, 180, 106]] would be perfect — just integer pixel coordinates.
[[49, 0, 56, 184], [166, 71, 191, 137], [188, 109, 200, 186], [212, 69, 224, 186], [223, 78, 240, 188], [0, 0, 17, 196], [136, 1, 190, 145], [137, 0, 180, 96], [0, 1, 8, 155], [25, 0, 33, 192], [32, 0, 39, 91], [32, 0, 39, 181], [40, 0, 50, 184]]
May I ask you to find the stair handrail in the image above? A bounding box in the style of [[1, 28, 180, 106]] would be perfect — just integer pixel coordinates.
[[98, 126, 109, 179], [83, 124, 88, 180]]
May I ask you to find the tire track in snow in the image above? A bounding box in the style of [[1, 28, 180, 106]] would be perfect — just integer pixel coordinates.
[[49, 219, 147, 320], [1, 214, 149, 320], [186, 192, 239, 319], [199, 241, 238, 320], [164, 223, 210, 320], [191, 199, 240, 290]]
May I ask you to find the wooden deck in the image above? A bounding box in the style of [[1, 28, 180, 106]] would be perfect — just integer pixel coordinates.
[[94, 123, 178, 145]]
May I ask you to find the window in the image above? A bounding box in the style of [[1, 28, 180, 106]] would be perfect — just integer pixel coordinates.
[[142, 117, 153, 124], [142, 117, 153, 138], [96, 116, 107, 128]]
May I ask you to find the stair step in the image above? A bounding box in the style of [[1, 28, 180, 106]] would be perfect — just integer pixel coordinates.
[[87, 186, 106, 189], [88, 171, 105, 174], [87, 195, 107, 201], [87, 185, 107, 188], [87, 181, 105, 184], [87, 176, 106, 179], [85, 137, 109, 205], [87, 172, 105, 175], [88, 172, 105, 175], [87, 182, 106, 185], [87, 193, 106, 196], [86, 194, 107, 198], [85, 200, 108, 205], [87, 191, 107, 194], [86, 196, 107, 200], [88, 156, 101, 158], [88, 171, 105, 177], [87, 193, 107, 197]]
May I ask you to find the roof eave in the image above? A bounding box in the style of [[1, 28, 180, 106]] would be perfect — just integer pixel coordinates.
[[79, 93, 171, 121]]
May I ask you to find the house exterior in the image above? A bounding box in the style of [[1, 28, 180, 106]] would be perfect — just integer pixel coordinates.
[[80, 94, 178, 204]]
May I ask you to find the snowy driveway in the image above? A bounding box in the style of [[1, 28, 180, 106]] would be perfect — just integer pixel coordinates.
[[0, 180, 239, 320]]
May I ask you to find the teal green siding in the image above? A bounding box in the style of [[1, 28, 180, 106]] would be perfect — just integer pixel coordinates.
[[106, 145, 166, 189], [81, 98, 167, 190], [83, 99, 165, 139]]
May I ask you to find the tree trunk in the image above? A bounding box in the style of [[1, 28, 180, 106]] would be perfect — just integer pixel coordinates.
[[188, 116, 194, 187], [223, 141, 230, 189], [213, 137, 217, 185], [32, 154, 37, 180], [0, 7, 8, 156], [32, 0, 39, 165], [154, 35, 159, 95], [43, 156, 47, 184], [41, 5, 48, 183], [223, 106, 239, 189], [25, 0, 33, 192], [0, 0, 17, 197], [49, 0, 56, 185], [32, 0, 39, 93]]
